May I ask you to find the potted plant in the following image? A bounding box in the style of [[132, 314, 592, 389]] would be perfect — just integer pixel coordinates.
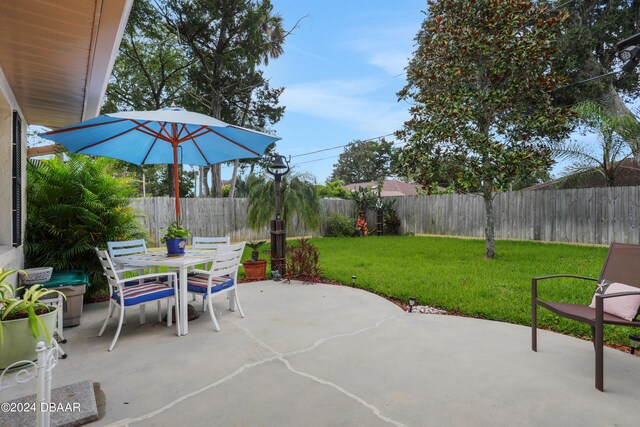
[[0, 269, 64, 369], [242, 241, 267, 280], [161, 221, 191, 256]]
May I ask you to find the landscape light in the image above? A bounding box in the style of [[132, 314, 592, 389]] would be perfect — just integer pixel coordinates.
[[408, 297, 416, 313]]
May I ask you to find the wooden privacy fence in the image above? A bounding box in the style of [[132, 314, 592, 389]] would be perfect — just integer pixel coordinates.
[[130, 185, 640, 246], [130, 197, 355, 246], [387, 185, 640, 245]]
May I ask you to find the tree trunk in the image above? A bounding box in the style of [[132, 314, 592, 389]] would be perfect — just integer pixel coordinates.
[[168, 164, 175, 197], [211, 163, 223, 198], [142, 167, 146, 197], [229, 159, 239, 198], [482, 186, 496, 259], [229, 93, 251, 199], [583, 53, 632, 116], [202, 166, 210, 197]]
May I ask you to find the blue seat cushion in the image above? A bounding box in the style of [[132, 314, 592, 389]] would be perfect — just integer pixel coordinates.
[[186, 273, 234, 294], [112, 282, 174, 306], [123, 275, 171, 286]]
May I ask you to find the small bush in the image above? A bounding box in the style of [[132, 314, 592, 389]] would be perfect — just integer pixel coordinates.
[[325, 214, 357, 237], [284, 238, 322, 282]]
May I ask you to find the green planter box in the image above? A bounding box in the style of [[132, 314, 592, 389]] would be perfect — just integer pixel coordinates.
[[43, 271, 89, 327]]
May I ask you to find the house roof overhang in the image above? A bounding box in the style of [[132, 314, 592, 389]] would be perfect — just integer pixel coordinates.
[[0, 0, 133, 128]]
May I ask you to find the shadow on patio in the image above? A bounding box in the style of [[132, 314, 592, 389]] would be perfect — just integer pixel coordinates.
[[3, 281, 640, 426]]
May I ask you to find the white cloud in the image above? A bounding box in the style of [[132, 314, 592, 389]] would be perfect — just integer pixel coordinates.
[[280, 78, 408, 135], [344, 26, 418, 76]]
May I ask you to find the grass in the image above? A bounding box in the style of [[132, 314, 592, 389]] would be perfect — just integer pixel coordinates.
[[304, 235, 635, 347]]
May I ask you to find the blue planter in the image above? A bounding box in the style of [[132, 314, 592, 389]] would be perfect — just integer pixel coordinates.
[[166, 238, 187, 256]]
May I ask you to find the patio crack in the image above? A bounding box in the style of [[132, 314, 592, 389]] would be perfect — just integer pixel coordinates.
[[104, 354, 280, 427], [105, 315, 401, 427], [232, 315, 407, 427]]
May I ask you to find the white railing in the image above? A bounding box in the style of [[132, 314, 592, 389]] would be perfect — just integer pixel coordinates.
[[0, 339, 59, 427]]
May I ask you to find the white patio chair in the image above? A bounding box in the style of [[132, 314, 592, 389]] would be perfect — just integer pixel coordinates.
[[190, 236, 231, 305], [95, 249, 180, 351], [185, 242, 246, 331], [107, 239, 157, 324]]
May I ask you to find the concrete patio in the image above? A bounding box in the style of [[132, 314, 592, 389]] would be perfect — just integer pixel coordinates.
[[3, 280, 640, 426]]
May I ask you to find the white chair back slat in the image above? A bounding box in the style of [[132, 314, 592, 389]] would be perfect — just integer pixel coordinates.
[[192, 236, 230, 250], [95, 249, 121, 292], [107, 240, 147, 259], [209, 242, 245, 278]]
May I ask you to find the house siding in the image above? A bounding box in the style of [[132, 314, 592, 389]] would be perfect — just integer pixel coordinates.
[[0, 65, 26, 286]]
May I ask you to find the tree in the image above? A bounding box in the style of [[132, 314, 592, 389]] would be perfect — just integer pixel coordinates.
[[246, 173, 320, 231], [556, 101, 635, 187], [330, 138, 396, 184], [553, 1, 640, 119], [109, 160, 196, 198], [509, 169, 553, 191], [163, 0, 287, 197], [397, 0, 573, 259], [102, 0, 190, 198], [317, 180, 351, 199]]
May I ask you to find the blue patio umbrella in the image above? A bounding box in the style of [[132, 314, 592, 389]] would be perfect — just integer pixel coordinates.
[[41, 106, 280, 219]]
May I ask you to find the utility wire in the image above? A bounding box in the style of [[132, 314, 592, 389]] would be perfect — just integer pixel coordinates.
[[291, 72, 626, 168], [561, 71, 620, 89], [292, 139, 406, 167], [295, 154, 343, 166], [291, 133, 395, 158]]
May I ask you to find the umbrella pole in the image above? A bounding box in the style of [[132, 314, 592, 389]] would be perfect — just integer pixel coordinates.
[[173, 144, 180, 221], [172, 122, 181, 222]]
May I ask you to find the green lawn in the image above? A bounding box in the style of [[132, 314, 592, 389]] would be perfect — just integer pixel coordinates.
[[301, 235, 633, 347]]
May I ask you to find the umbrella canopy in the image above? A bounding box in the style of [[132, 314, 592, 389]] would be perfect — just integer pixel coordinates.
[[41, 106, 280, 219]]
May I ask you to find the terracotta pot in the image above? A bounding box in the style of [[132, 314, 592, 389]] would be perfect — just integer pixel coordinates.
[[243, 259, 267, 280]]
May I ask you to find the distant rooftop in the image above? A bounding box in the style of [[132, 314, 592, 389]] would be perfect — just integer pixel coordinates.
[[525, 158, 640, 191]]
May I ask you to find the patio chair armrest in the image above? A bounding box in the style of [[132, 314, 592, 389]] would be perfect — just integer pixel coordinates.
[[532, 275, 598, 301], [595, 291, 640, 299], [532, 274, 598, 283], [115, 266, 145, 274], [191, 268, 209, 275]]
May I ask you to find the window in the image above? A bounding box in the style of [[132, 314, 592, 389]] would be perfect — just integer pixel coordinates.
[[12, 111, 21, 247]]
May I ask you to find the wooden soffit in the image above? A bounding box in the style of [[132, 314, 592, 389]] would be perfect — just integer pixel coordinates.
[[0, 0, 133, 128]]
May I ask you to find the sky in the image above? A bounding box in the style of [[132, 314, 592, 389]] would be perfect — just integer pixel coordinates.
[[221, 0, 427, 183]]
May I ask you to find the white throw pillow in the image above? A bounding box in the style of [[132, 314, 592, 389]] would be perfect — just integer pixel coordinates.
[[589, 282, 640, 321]]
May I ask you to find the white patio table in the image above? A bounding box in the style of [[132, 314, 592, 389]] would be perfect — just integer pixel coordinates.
[[115, 250, 217, 335]]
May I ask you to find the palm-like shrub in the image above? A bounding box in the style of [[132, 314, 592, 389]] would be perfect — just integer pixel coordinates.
[[556, 101, 637, 187], [25, 155, 145, 294], [247, 173, 320, 231]]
